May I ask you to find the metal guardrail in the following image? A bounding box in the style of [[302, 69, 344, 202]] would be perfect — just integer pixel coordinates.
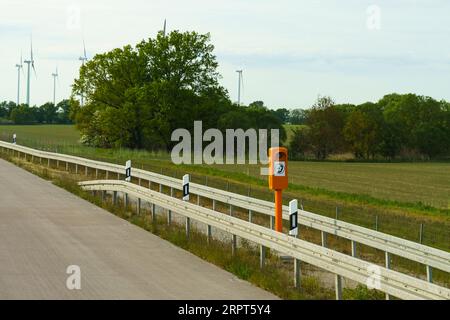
[[78, 180, 450, 300], [1, 141, 449, 281]]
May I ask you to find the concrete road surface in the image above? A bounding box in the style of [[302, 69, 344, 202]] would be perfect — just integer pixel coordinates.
[[0, 159, 278, 300]]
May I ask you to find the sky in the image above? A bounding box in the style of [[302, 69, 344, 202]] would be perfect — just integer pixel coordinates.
[[0, 0, 449, 109]]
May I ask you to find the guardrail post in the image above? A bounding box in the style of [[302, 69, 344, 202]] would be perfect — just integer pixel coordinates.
[[47, 158, 50, 167], [124, 193, 128, 209], [248, 209, 252, 223], [321, 231, 327, 247], [137, 198, 141, 215], [207, 225, 212, 244], [152, 203, 156, 221], [65, 162, 68, 171], [351, 241, 357, 257], [186, 217, 190, 239], [375, 215, 379, 231], [426, 265, 433, 283], [31, 155, 34, 162], [113, 191, 117, 205], [231, 235, 237, 256], [270, 216, 275, 230], [39, 157, 42, 164], [385, 252, 391, 300], [197, 194, 201, 206], [229, 204, 233, 216], [84, 166, 87, 176], [168, 187, 173, 225], [106, 171, 109, 179], [419, 223, 424, 244], [138, 178, 141, 186], [294, 259, 301, 289], [159, 183, 162, 193], [95, 168, 98, 179], [57, 160, 59, 168], [335, 275, 343, 300], [75, 164, 78, 174], [259, 245, 266, 269], [117, 172, 120, 180]]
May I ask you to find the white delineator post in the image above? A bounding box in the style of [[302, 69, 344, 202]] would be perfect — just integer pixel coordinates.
[[290, 200, 301, 289], [183, 174, 190, 238], [289, 200, 298, 237], [125, 160, 131, 182]]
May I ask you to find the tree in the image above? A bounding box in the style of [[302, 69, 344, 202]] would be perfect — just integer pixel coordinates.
[[289, 108, 308, 125], [289, 126, 312, 160], [343, 102, 382, 159], [56, 99, 73, 124], [72, 30, 229, 150], [10, 104, 37, 124], [306, 96, 346, 160], [273, 108, 290, 124], [39, 102, 58, 124]]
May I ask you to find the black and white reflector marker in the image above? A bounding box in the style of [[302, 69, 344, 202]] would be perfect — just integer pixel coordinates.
[[182, 174, 190, 201], [12, 133, 16, 145], [289, 199, 298, 237], [125, 160, 131, 182]]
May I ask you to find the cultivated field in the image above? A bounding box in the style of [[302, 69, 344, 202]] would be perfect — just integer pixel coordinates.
[[1, 124, 448, 210], [1, 124, 449, 252]]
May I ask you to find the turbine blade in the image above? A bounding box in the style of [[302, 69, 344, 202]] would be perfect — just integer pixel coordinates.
[[30, 37, 33, 62], [83, 39, 87, 59], [163, 19, 167, 36]]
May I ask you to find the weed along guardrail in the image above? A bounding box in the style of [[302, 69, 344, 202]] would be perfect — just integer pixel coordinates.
[[77, 180, 450, 300], [1, 142, 449, 295]]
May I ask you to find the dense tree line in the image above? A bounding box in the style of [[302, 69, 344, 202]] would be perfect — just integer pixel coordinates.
[[289, 95, 450, 160], [0, 100, 72, 125], [70, 30, 285, 151]]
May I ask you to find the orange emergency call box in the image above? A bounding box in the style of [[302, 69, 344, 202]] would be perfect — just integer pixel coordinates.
[[268, 147, 288, 190]]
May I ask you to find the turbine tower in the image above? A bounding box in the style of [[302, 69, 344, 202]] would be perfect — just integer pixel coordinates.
[[23, 38, 36, 107], [79, 39, 88, 106], [52, 67, 59, 107], [15, 53, 23, 105], [236, 70, 243, 106]]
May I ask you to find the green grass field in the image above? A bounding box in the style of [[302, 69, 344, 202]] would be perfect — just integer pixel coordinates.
[[1, 124, 449, 250], [2, 125, 447, 209]]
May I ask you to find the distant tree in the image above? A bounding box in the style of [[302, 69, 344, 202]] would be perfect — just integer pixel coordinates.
[[39, 102, 58, 124], [272, 108, 290, 124], [306, 96, 346, 159], [289, 108, 308, 125], [248, 101, 265, 109], [0, 101, 17, 119], [56, 99, 73, 124], [289, 126, 312, 159], [10, 104, 37, 124], [343, 102, 383, 159]]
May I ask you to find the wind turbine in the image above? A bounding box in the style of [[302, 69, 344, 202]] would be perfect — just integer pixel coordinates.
[[79, 39, 88, 106], [236, 70, 243, 106], [23, 37, 36, 107], [52, 67, 59, 107], [163, 19, 167, 36], [15, 53, 24, 106]]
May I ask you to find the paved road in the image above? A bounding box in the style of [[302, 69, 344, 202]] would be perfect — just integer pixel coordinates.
[[0, 159, 277, 300]]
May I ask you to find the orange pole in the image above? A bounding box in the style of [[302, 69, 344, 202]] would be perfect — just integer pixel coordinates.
[[275, 190, 283, 232]]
